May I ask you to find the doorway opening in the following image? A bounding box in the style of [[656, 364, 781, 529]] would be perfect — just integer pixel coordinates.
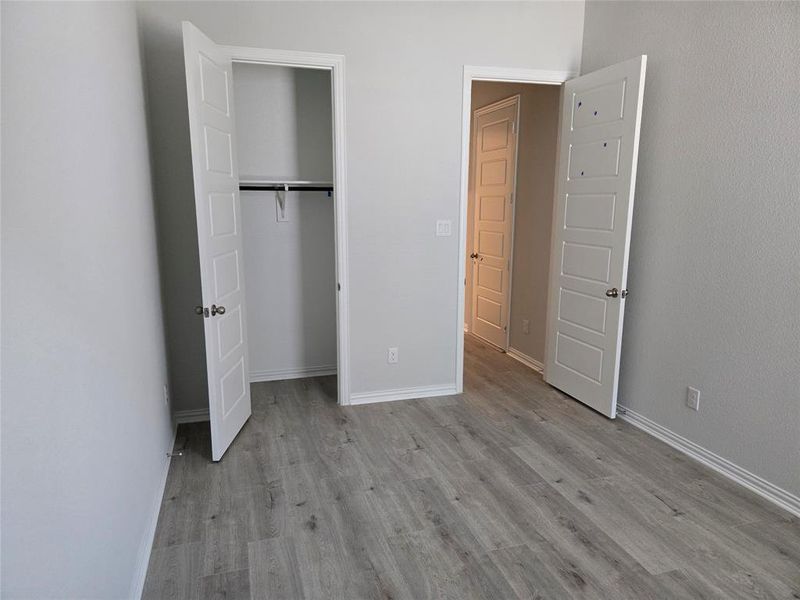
[[464, 82, 561, 375], [456, 60, 647, 420], [182, 23, 350, 460], [234, 61, 338, 383]]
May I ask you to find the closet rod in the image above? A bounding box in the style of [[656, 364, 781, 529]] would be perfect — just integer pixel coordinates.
[[239, 184, 333, 192]]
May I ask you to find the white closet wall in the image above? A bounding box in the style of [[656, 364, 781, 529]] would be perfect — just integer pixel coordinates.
[[233, 64, 336, 380]]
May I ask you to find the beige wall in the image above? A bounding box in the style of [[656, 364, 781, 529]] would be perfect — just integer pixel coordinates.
[[466, 81, 561, 364]]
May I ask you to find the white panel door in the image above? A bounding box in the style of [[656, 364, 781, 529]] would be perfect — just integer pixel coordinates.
[[470, 96, 519, 349], [182, 22, 251, 460], [545, 56, 647, 418]]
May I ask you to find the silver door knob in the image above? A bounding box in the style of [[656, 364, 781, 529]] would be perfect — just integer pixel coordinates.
[[211, 304, 226, 316], [605, 288, 619, 298]]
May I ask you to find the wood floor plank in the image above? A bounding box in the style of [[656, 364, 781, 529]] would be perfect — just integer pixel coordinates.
[[198, 568, 250, 600], [489, 544, 577, 599], [546, 473, 689, 575], [143, 542, 203, 600], [249, 536, 306, 600], [143, 335, 798, 599]]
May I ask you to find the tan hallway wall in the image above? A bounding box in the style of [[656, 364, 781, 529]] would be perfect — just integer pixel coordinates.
[[466, 82, 561, 364]]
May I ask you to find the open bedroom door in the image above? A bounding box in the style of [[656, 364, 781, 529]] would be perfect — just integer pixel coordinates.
[[183, 22, 251, 460], [544, 55, 647, 418]]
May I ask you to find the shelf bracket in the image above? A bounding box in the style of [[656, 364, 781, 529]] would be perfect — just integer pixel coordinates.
[[276, 184, 288, 222]]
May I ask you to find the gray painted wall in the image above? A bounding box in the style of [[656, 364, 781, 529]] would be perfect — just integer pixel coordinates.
[[136, 1, 585, 411], [582, 1, 800, 497], [1, 2, 174, 598], [234, 64, 333, 182], [234, 65, 337, 378], [466, 82, 561, 364]]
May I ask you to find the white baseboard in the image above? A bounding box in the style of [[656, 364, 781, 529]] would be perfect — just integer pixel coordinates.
[[129, 436, 173, 599], [250, 364, 337, 383], [173, 408, 210, 424], [507, 347, 544, 373], [618, 406, 800, 518], [349, 384, 458, 406]]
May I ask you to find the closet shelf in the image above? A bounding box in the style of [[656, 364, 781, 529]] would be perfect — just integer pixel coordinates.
[[239, 179, 334, 192]]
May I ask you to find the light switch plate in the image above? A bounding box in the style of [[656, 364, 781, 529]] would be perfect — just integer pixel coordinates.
[[436, 220, 452, 236]]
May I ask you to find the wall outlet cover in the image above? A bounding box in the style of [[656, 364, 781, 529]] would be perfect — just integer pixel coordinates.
[[436, 220, 452, 236], [387, 347, 399, 364], [686, 386, 700, 411], [522, 319, 530, 334]]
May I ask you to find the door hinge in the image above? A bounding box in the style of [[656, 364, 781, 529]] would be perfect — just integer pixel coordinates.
[[511, 121, 517, 135], [337, 282, 341, 291], [510, 191, 514, 204]]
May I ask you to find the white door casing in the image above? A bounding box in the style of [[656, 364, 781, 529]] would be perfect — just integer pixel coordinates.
[[544, 56, 647, 418], [470, 96, 519, 350], [183, 22, 251, 460]]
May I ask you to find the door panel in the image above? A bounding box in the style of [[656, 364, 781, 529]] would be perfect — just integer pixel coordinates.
[[183, 22, 251, 460], [470, 96, 519, 349], [545, 56, 647, 418]]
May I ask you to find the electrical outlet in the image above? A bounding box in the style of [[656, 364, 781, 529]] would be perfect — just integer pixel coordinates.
[[435, 220, 452, 236], [686, 386, 700, 411], [163, 384, 170, 406], [387, 347, 399, 364], [522, 319, 530, 334]]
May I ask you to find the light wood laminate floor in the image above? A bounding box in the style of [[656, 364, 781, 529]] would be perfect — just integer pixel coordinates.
[[144, 336, 800, 599]]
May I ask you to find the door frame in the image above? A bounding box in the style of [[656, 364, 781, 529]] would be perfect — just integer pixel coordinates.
[[468, 94, 521, 351], [456, 66, 576, 393], [223, 45, 351, 405]]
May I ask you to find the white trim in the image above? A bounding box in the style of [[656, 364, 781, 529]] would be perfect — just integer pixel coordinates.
[[129, 440, 173, 599], [473, 93, 520, 116], [465, 329, 505, 352], [507, 347, 544, 373], [468, 94, 520, 352], [250, 365, 337, 382], [350, 384, 458, 406], [464, 66, 576, 85], [456, 66, 575, 394], [173, 408, 210, 424], [224, 45, 351, 407], [618, 406, 800, 519]]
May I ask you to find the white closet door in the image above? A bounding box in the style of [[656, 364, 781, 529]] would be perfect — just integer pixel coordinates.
[[544, 56, 647, 418], [182, 22, 251, 460]]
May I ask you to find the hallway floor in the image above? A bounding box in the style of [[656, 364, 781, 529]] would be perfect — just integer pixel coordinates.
[[144, 336, 799, 599]]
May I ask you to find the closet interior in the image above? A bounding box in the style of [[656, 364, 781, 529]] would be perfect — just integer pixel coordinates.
[[232, 62, 337, 392]]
